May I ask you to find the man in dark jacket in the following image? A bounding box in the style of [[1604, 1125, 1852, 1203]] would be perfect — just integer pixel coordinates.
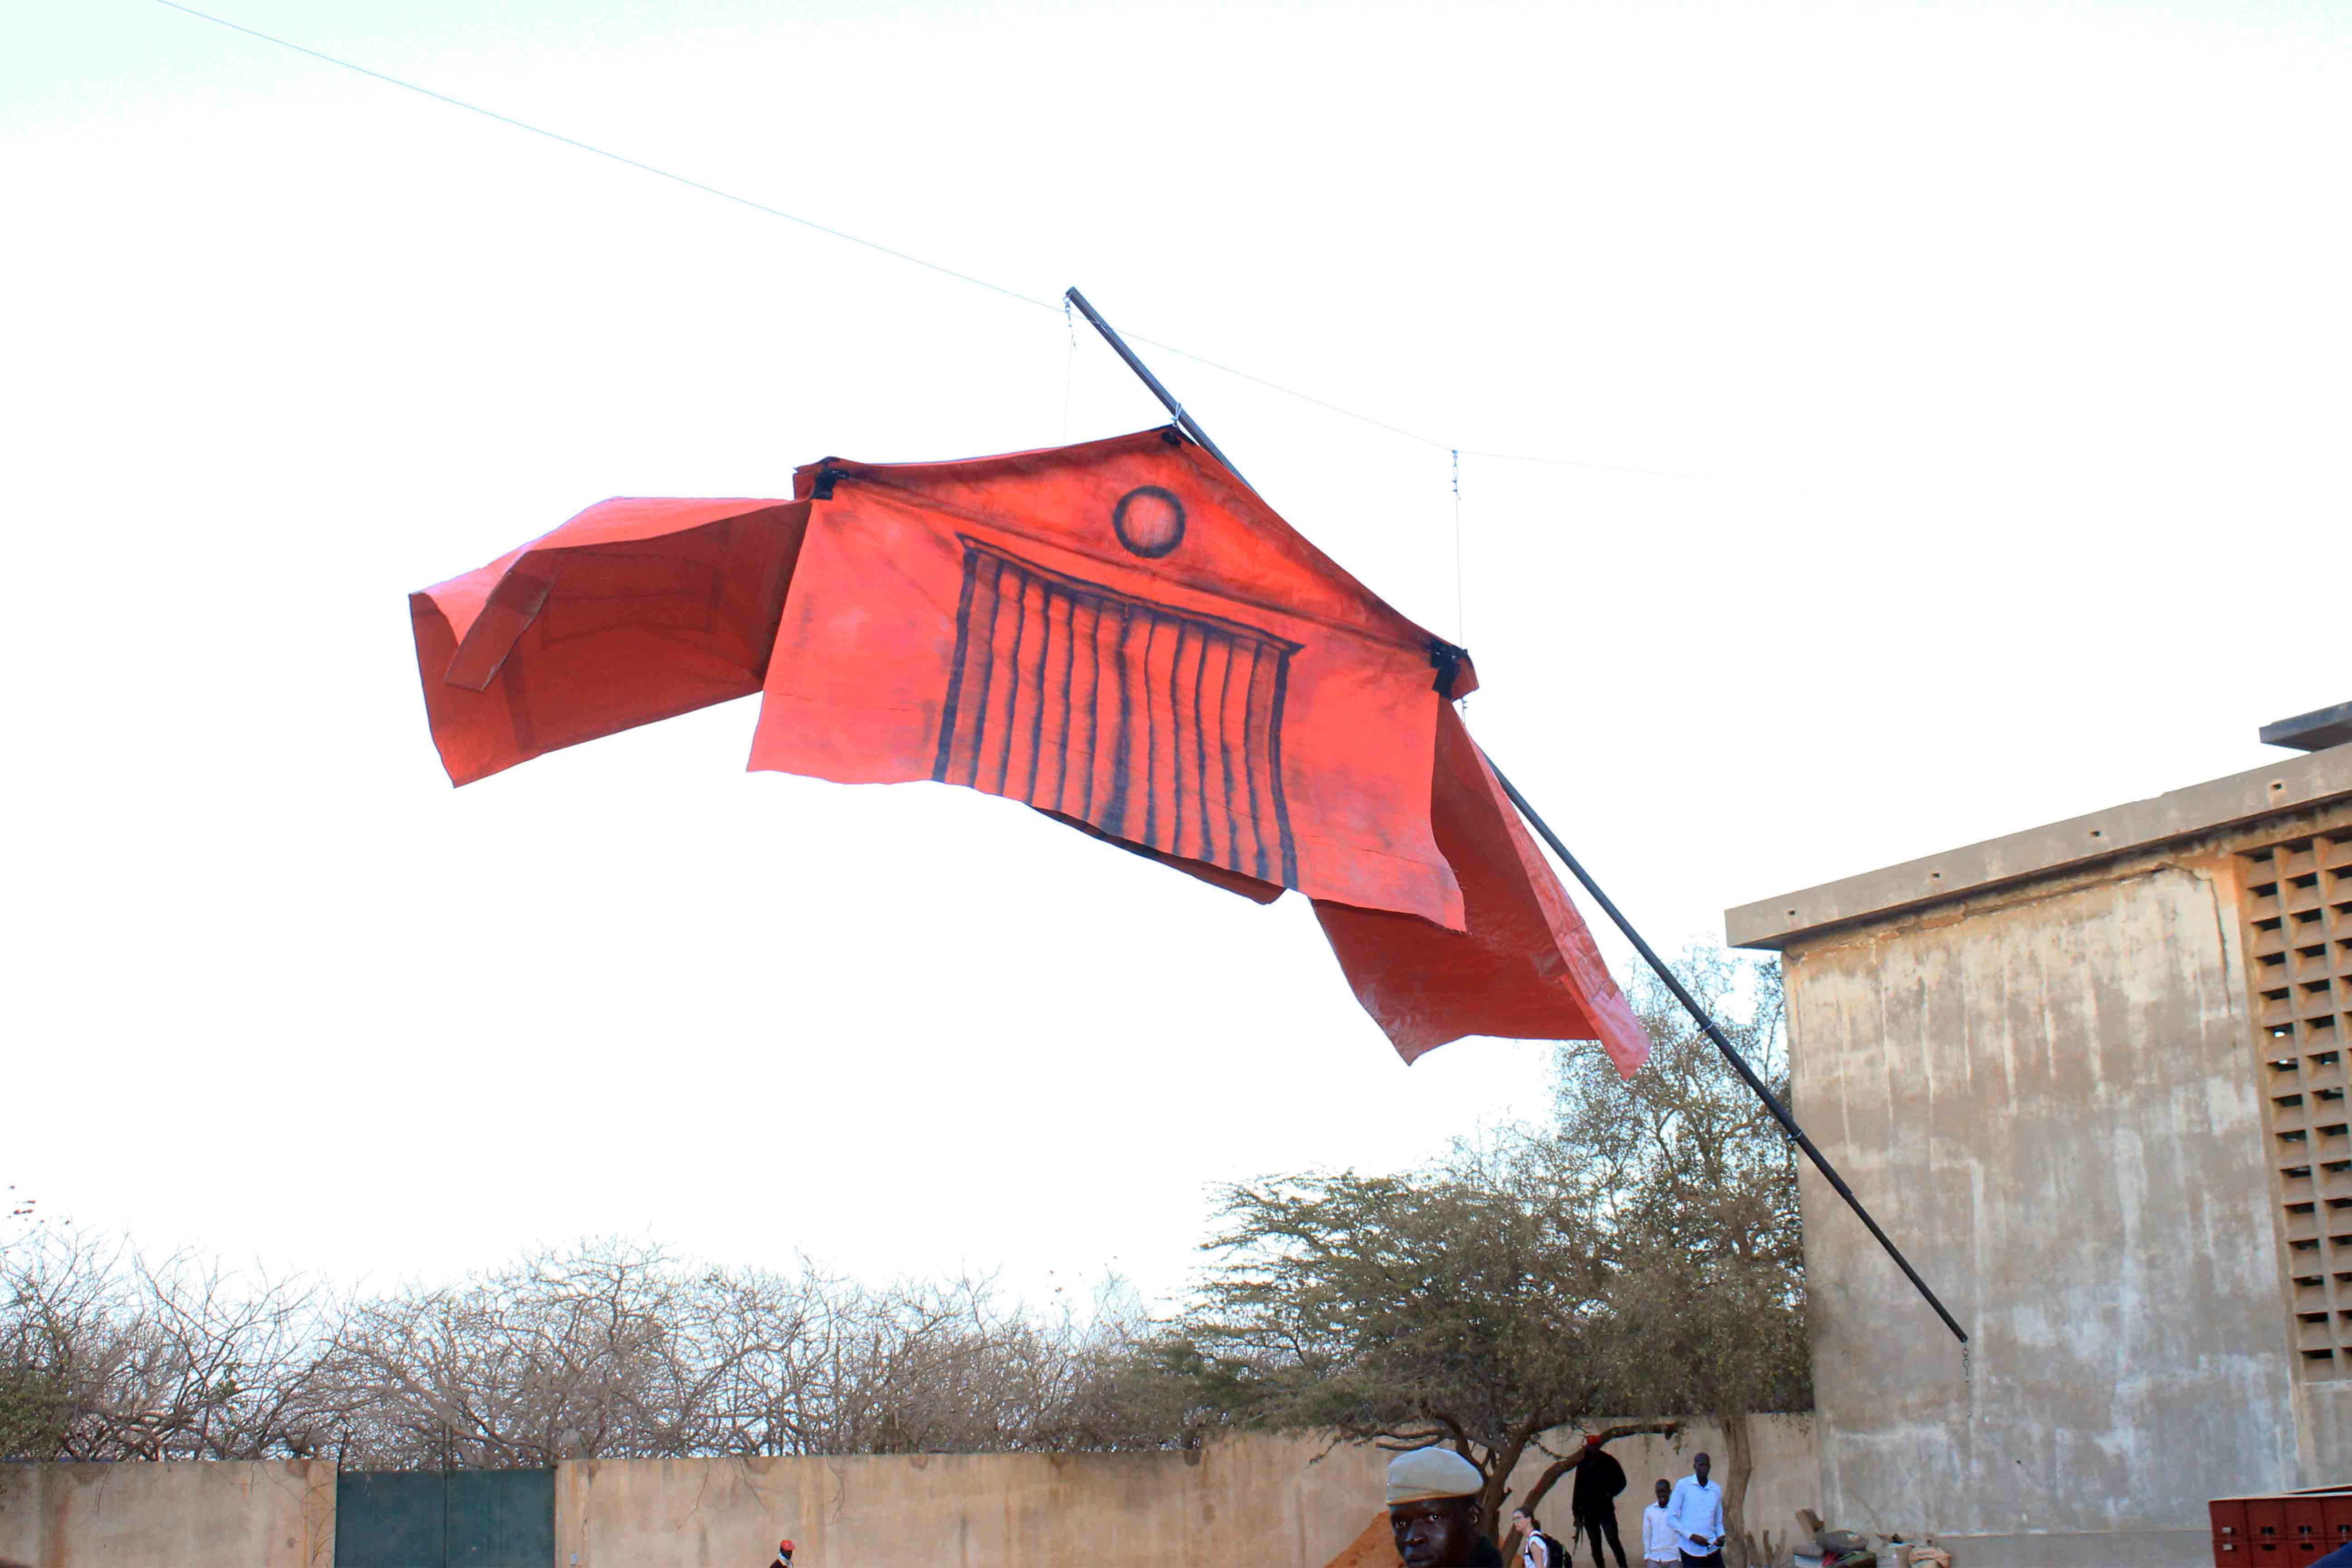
[[1570, 1434, 1629, 1568]]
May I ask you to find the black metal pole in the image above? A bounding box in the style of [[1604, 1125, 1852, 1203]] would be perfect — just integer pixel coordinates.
[[1484, 763, 1969, 1345], [1064, 288, 1252, 489], [1065, 285, 1968, 1345]]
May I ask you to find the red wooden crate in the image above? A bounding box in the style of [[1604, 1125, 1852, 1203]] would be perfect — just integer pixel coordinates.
[[2323, 1494, 2352, 1555], [2213, 1489, 2352, 1568], [2287, 1495, 2330, 1562], [2213, 1498, 2249, 1565], [2248, 1498, 2290, 1563]]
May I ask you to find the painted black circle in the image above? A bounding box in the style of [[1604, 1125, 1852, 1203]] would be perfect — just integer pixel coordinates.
[[1112, 485, 1186, 558]]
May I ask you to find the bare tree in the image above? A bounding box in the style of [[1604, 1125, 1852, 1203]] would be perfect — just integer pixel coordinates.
[[285, 1240, 1181, 1466], [0, 1231, 336, 1461], [318, 1239, 829, 1465]]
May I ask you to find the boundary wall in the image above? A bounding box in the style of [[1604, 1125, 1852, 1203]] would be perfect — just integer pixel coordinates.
[[0, 1417, 1815, 1568], [0, 1460, 336, 1568]]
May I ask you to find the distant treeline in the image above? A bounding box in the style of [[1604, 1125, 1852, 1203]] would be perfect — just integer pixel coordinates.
[[0, 1233, 1187, 1466]]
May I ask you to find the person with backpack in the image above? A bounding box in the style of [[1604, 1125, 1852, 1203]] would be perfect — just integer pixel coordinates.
[[1569, 1433, 1630, 1568], [1510, 1506, 1567, 1568]]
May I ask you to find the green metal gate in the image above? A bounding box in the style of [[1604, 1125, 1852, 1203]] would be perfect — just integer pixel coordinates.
[[335, 1469, 555, 1568]]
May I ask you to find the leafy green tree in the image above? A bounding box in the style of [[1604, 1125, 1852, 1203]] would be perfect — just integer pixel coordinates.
[[0, 1362, 70, 1461], [1182, 1151, 1673, 1537]]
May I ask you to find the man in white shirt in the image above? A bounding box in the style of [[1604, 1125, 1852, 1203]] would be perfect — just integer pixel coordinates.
[[1641, 1478, 1678, 1566], [1665, 1454, 1726, 1566]]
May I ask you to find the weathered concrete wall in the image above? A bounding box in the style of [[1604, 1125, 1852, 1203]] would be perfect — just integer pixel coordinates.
[[1773, 815, 2342, 1567], [0, 1459, 335, 1568], [556, 1440, 1372, 1568], [0, 1421, 1818, 1568]]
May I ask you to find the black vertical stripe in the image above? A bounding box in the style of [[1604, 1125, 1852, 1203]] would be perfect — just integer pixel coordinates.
[[931, 549, 982, 783], [1103, 602, 1134, 837], [958, 556, 1006, 789], [1078, 597, 1102, 819], [990, 568, 1030, 794], [1185, 620, 1204, 860], [1022, 582, 1053, 804], [1238, 639, 1267, 881], [1167, 618, 1189, 858], [1052, 593, 1076, 811], [1214, 636, 1240, 872], [1139, 612, 1161, 850], [1266, 653, 1297, 889]]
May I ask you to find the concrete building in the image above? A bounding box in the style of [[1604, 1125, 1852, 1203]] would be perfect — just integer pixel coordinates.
[[1725, 706, 2352, 1566]]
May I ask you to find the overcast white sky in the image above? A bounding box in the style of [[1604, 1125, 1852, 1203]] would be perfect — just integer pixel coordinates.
[[4, 0, 2345, 1309]]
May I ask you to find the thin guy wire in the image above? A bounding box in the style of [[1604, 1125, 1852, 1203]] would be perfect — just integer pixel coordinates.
[[1121, 335, 1788, 488], [1451, 448, 1465, 650], [150, 0, 1794, 491], [1061, 298, 1078, 441], [1457, 444, 1774, 487], [148, 0, 1057, 315]]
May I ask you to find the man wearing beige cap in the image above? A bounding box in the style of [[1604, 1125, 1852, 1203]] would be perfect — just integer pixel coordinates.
[[1387, 1446, 1504, 1568]]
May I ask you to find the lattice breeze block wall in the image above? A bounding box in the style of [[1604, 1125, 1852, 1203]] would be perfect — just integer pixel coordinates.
[[2242, 830, 2352, 1377]]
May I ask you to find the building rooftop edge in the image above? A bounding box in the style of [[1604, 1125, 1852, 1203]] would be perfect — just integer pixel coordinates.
[[2262, 701, 2352, 753], [1724, 743, 2352, 951]]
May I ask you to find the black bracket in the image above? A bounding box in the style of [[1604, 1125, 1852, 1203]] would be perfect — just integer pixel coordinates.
[[1428, 637, 1469, 699], [809, 466, 846, 500], [1160, 426, 1186, 447]]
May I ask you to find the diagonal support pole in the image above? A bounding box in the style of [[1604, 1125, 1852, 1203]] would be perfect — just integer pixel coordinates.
[[1065, 288, 1252, 489], [1066, 282, 1969, 1344], [1483, 764, 1969, 1344]]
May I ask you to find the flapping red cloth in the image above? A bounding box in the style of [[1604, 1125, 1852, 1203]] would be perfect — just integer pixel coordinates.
[[406, 430, 1647, 1077], [1314, 704, 1646, 1070], [411, 497, 808, 785]]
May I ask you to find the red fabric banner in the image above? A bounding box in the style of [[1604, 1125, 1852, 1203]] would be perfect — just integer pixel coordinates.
[[407, 430, 1649, 1076], [751, 431, 1465, 928], [412, 497, 807, 786], [1314, 705, 1646, 1066]]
